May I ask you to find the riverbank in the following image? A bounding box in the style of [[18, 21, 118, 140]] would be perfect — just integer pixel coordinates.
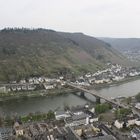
[[92, 76, 140, 90], [0, 76, 140, 102], [0, 88, 76, 102], [1, 78, 140, 116]]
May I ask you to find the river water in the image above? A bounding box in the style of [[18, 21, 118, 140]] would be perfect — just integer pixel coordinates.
[[1, 79, 140, 116]]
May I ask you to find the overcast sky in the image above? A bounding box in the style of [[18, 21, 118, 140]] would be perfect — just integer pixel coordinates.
[[0, 0, 140, 37]]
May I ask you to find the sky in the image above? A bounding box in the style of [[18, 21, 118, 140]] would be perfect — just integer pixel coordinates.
[[0, 0, 140, 38]]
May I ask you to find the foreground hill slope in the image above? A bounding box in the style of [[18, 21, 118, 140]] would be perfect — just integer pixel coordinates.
[[0, 28, 128, 81]]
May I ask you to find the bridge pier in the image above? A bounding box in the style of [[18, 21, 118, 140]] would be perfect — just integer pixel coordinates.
[[96, 97, 101, 104], [80, 91, 85, 98]]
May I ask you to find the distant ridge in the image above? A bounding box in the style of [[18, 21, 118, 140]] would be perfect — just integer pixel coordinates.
[[99, 37, 140, 62], [99, 37, 140, 51]]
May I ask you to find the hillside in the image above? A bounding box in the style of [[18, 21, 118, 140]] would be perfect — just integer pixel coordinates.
[[99, 38, 140, 61], [0, 28, 128, 82], [59, 32, 127, 64]]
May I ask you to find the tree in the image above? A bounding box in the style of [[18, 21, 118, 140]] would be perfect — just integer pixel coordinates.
[[115, 108, 132, 120], [126, 97, 132, 105], [99, 115, 104, 121], [47, 110, 55, 120], [95, 103, 112, 114], [136, 92, 140, 102], [64, 103, 70, 111], [0, 117, 3, 127], [4, 115, 14, 126]]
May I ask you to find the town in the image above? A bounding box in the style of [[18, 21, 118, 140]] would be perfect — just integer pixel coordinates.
[[0, 64, 140, 94], [1, 0, 140, 139], [1, 64, 140, 139], [1, 94, 140, 140]]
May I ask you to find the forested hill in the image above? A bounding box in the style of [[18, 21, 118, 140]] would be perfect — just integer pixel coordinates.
[[0, 28, 128, 82]]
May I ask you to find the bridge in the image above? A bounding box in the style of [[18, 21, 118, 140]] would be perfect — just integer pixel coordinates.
[[67, 82, 128, 109]]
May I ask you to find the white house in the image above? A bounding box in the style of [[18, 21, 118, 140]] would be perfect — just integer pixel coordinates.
[[27, 85, 36, 90], [21, 85, 27, 90], [19, 79, 26, 84], [11, 86, 17, 91], [0, 86, 7, 93], [135, 119, 140, 126], [90, 117, 98, 123], [112, 76, 124, 81], [127, 118, 137, 127], [103, 78, 111, 83], [17, 86, 22, 91], [88, 78, 95, 84], [65, 113, 89, 127], [135, 103, 140, 110], [44, 78, 53, 83], [85, 73, 92, 78], [60, 81, 66, 86], [114, 120, 124, 129], [94, 80, 104, 84], [13, 122, 24, 136], [33, 78, 40, 84], [59, 76, 64, 80], [28, 78, 34, 84], [90, 107, 95, 113], [43, 84, 54, 90], [38, 77, 44, 83], [55, 111, 70, 120], [129, 72, 138, 77]]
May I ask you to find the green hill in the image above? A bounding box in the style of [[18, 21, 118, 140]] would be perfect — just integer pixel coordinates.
[[0, 28, 128, 82]]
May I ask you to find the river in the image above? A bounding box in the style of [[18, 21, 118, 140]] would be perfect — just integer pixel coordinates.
[[1, 79, 140, 116]]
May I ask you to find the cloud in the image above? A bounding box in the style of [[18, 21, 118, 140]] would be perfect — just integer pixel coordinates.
[[0, 0, 140, 37]]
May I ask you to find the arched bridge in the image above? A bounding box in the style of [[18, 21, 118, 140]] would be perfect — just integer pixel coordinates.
[[67, 82, 128, 109]]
